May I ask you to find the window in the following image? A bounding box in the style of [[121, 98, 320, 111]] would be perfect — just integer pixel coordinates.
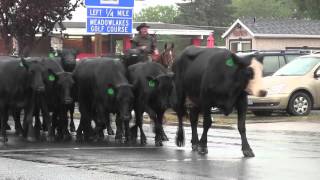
[[229, 40, 252, 52], [285, 54, 301, 63], [263, 56, 281, 76]]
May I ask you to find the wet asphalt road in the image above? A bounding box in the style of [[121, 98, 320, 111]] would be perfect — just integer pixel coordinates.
[[0, 115, 320, 180]]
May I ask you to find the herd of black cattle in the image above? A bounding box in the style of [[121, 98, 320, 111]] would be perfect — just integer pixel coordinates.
[[0, 46, 266, 157]]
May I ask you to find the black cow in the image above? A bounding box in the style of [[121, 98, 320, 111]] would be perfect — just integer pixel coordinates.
[[0, 57, 47, 142], [55, 49, 78, 132], [173, 46, 266, 157], [128, 62, 175, 146], [38, 58, 75, 141], [73, 58, 134, 142], [121, 48, 146, 67]]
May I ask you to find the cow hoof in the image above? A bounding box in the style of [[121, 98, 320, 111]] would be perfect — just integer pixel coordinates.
[[70, 127, 75, 133], [243, 149, 255, 157], [198, 146, 208, 155], [76, 135, 84, 143], [5, 124, 11, 130], [155, 140, 163, 147], [27, 136, 36, 142], [47, 136, 55, 142], [63, 134, 72, 142], [107, 128, 115, 135], [175, 129, 185, 147], [1, 136, 8, 143], [14, 130, 23, 137], [161, 133, 169, 141], [115, 138, 123, 144], [70, 124, 76, 132], [140, 137, 147, 145], [130, 126, 138, 137], [192, 144, 198, 151], [115, 134, 123, 144]]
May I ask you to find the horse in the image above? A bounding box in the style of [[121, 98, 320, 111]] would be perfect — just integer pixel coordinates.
[[155, 43, 175, 69]]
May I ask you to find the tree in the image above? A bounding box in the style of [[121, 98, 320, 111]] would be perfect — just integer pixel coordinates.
[[293, 0, 320, 19], [231, 0, 297, 19], [134, 5, 179, 23], [175, 0, 233, 26], [0, 0, 82, 56]]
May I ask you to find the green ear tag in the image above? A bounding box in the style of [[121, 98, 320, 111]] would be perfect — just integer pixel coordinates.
[[107, 88, 114, 96], [148, 80, 156, 88], [226, 58, 235, 67], [48, 75, 55, 81], [48, 53, 55, 58]]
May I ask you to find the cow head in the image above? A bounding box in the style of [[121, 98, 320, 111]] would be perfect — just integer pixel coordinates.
[[20, 57, 46, 92], [121, 48, 145, 67], [48, 71, 74, 104], [57, 49, 78, 72], [147, 73, 175, 110], [234, 53, 267, 97], [106, 83, 134, 121]]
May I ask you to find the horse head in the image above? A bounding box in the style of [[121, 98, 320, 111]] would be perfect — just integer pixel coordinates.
[[159, 43, 175, 68]]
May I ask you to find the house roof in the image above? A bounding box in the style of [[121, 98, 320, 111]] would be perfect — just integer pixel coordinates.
[[53, 21, 212, 36], [222, 18, 320, 38]]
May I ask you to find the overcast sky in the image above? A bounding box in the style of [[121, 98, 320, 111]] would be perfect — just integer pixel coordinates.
[[69, 0, 185, 22]]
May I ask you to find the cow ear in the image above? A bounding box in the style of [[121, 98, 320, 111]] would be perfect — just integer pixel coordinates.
[[20, 57, 29, 69], [171, 43, 174, 49], [146, 76, 158, 88], [164, 43, 168, 50], [231, 53, 251, 67]]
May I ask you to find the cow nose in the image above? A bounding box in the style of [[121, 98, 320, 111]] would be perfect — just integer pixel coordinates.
[[36, 86, 45, 92], [64, 98, 73, 104], [122, 114, 132, 121], [259, 90, 267, 97]]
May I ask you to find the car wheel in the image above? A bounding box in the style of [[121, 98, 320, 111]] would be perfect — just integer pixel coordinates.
[[287, 92, 311, 116], [252, 110, 272, 116]]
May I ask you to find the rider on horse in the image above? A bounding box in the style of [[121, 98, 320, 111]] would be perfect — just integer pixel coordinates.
[[131, 23, 160, 62]]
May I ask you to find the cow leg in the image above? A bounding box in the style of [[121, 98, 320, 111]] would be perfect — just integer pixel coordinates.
[[77, 102, 91, 142], [25, 102, 36, 142], [69, 103, 76, 132], [60, 107, 71, 142], [33, 108, 41, 139], [40, 97, 54, 142], [198, 107, 212, 154], [95, 105, 105, 142], [154, 110, 165, 146], [76, 116, 84, 142], [123, 116, 131, 144], [174, 91, 186, 147], [0, 106, 9, 143], [236, 93, 255, 157], [105, 113, 114, 135], [115, 113, 123, 143], [189, 107, 200, 151], [131, 105, 146, 145], [13, 108, 23, 136]]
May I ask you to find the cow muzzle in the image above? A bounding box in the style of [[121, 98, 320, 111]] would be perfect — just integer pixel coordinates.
[[64, 98, 73, 104]]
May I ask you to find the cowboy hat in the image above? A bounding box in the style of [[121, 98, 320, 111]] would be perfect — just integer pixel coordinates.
[[136, 23, 150, 31]]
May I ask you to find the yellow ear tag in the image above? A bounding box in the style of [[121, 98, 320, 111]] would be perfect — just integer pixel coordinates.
[[48, 75, 55, 81], [226, 58, 235, 67], [107, 88, 114, 96]]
